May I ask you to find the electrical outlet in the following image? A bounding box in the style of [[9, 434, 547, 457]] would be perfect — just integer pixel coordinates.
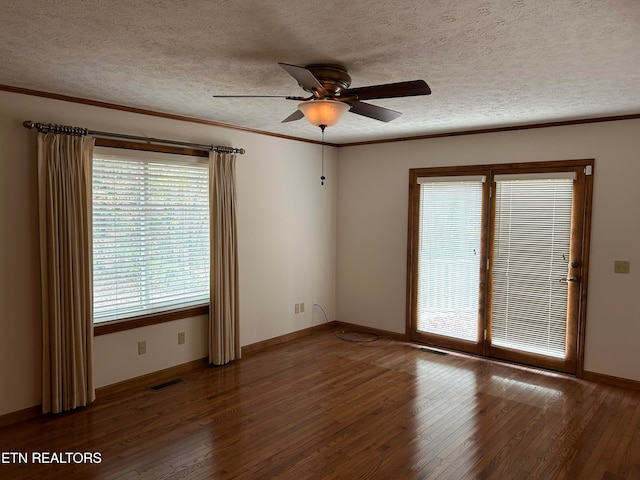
[[178, 332, 186, 345], [614, 260, 630, 274], [138, 341, 146, 355], [295, 303, 300, 314], [300, 302, 304, 313]]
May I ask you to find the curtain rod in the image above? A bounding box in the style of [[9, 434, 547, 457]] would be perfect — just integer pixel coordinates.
[[22, 121, 245, 155]]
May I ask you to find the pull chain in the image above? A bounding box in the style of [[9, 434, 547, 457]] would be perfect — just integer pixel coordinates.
[[320, 125, 326, 185]]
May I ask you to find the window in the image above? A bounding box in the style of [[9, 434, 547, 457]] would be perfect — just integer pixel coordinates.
[[490, 173, 575, 359], [92, 147, 210, 325], [416, 176, 484, 342]]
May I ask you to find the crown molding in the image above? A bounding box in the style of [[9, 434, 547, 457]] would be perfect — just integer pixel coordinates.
[[0, 84, 336, 147], [3, 84, 639, 148]]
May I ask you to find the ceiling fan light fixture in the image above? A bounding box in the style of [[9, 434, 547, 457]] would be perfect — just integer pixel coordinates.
[[298, 100, 350, 127]]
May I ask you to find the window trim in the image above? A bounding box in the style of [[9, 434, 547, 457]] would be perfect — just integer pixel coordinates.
[[94, 304, 209, 336], [92, 138, 210, 336]]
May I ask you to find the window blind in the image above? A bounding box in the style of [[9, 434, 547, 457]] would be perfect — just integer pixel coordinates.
[[92, 148, 210, 323], [491, 175, 574, 358], [416, 178, 483, 341]]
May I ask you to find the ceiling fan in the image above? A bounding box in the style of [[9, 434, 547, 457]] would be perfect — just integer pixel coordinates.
[[213, 62, 431, 127]]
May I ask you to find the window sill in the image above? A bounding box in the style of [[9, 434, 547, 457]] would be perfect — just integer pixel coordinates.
[[94, 305, 209, 336]]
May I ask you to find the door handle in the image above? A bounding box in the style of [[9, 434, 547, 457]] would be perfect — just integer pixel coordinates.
[[559, 276, 580, 283]]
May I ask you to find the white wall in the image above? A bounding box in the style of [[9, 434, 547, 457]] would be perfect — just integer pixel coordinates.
[[3, 87, 637, 417], [0, 91, 337, 415], [336, 120, 640, 382], [93, 315, 209, 388]]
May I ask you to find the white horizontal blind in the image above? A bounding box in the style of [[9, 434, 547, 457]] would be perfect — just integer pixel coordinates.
[[416, 178, 483, 341], [491, 175, 574, 358], [92, 149, 209, 323]]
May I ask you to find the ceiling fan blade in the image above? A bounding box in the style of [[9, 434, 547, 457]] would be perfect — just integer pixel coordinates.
[[345, 100, 402, 122], [278, 63, 328, 97], [341, 80, 431, 100], [213, 95, 284, 98], [281, 109, 305, 123], [212, 95, 308, 100]]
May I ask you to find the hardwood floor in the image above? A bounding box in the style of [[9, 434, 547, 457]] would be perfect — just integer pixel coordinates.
[[1, 328, 640, 479]]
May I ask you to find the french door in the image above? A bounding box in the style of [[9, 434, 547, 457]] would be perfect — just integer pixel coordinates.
[[407, 160, 593, 374]]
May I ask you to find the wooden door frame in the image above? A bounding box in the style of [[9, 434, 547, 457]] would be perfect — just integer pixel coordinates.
[[406, 165, 490, 356], [406, 159, 594, 377]]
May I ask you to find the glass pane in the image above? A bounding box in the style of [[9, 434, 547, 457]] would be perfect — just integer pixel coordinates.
[[92, 154, 210, 323], [491, 178, 573, 358], [416, 180, 482, 341]]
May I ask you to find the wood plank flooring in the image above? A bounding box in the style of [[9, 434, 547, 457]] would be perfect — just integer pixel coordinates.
[[1, 328, 640, 479]]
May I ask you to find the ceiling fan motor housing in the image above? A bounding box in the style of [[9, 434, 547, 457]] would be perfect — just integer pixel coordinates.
[[304, 64, 352, 97]]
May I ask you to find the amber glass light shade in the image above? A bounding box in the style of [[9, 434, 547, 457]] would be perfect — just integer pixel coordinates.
[[298, 100, 350, 127]]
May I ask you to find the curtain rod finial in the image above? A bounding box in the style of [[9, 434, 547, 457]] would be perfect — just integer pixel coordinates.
[[23, 120, 36, 129]]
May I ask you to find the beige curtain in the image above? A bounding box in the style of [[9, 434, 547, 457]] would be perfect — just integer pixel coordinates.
[[209, 151, 241, 365], [38, 132, 95, 414]]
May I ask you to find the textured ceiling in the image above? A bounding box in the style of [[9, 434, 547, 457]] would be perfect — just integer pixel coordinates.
[[1, 0, 639, 144]]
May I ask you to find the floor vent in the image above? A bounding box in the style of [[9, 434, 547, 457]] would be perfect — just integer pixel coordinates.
[[419, 347, 448, 356], [150, 378, 184, 391]]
